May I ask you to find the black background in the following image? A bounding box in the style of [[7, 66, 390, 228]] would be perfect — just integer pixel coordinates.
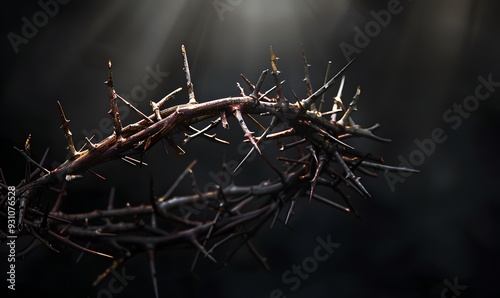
[[1, 0, 500, 297]]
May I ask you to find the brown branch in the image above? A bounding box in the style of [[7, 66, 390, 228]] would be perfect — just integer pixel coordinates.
[[0, 45, 420, 298]]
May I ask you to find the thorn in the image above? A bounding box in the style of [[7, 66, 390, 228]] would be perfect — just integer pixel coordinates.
[[309, 157, 327, 203], [107, 187, 115, 210], [335, 75, 346, 105], [245, 240, 271, 272], [149, 87, 183, 121], [49, 230, 114, 258], [92, 251, 130, 287], [166, 137, 185, 155], [57, 101, 77, 156], [338, 86, 360, 127], [28, 229, 59, 253], [290, 86, 305, 110], [333, 150, 371, 199], [240, 73, 254, 89], [87, 169, 106, 180], [121, 155, 148, 166], [221, 111, 229, 129], [258, 80, 285, 101], [75, 242, 91, 263], [280, 138, 307, 151], [182, 45, 197, 104], [156, 87, 183, 108], [251, 69, 269, 100], [190, 236, 217, 263], [331, 75, 346, 122], [285, 199, 296, 225], [160, 138, 169, 157], [233, 109, 261, 155], [285, 187, 304, 226], [191, 209, 221, 271], [308, 146, 319, 164], [301, 45, 314, 110], [343, 123, 392, 142], [236, 82, 246, 96], [105, 59, 123, 141], [306, 121, 354, 150], [147, 249, 160, 298], [184, 117, 227, 145], [40, 204, 50, 229], [270, 46, 285, 101], [318, 175, 361, 219], [85, 137, 98, 150], [248, 127, 294, 142], [240, 72, 274, 102], [13, 146, 50, 174], [245, 114, 266, 131], [358, 160, 420, 173], [233, 117, 278, 173], [319, 60, 332, 111], [24, 134, 32, 183], [115, 93, 154, 124], [158, 160, 197, 201], [270, 205, 280, 229], [308, 192, 350, 213]]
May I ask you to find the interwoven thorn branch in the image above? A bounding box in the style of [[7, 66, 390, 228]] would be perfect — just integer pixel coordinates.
[[0, 45, 418, 297]]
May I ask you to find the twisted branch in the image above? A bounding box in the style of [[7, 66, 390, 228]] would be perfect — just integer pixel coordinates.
[[0, 45, 417, 297]]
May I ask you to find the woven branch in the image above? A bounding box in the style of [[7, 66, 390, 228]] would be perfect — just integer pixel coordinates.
[[0, 45, 417, 297]]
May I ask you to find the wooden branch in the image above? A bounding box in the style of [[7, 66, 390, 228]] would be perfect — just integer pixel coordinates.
[[0, 45, 420, 298]]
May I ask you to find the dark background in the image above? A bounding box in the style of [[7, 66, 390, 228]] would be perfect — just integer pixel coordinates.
[[1, 0, 500, 297]]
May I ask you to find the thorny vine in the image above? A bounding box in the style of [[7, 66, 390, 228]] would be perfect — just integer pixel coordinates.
[[0, 45, 417, 296]]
